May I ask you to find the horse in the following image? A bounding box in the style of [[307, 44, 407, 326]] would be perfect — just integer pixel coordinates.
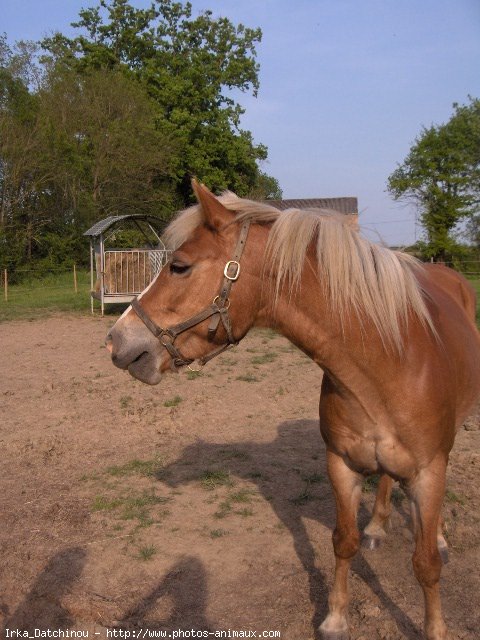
[[106, 180, 480, 640]]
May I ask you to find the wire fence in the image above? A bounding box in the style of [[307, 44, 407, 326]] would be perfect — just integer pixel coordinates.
[[1, 259, 479, 322], [0, 266, 92, 320]]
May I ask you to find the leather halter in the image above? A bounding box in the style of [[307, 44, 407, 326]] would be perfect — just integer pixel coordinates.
[[131, 221, 251, 370]]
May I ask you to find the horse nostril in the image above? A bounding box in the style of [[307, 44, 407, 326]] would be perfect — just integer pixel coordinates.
[[105, 332, 113, 354]]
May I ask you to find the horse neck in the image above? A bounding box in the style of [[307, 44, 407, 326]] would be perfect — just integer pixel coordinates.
[[260, 265, 387, 383]]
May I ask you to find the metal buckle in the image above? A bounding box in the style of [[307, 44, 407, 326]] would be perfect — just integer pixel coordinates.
[[224, 260, 240, 281], [159, 330, 175, 347], [213, 295, 231, 310]]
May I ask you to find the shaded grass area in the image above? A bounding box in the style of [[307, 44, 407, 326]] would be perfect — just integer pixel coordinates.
[[466, 277, 480, 324], [1, 269, 479, 327], [0, 270, 92, 321]]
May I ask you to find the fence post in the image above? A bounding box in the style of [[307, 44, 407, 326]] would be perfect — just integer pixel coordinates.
[[4, 269, 7, 302], [73, 263, 78, 294]]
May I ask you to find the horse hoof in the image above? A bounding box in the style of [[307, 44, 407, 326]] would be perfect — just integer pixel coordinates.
[[362, 534, 382, 550], [319, 630, 349, 640], [439, 545, 449, 565]]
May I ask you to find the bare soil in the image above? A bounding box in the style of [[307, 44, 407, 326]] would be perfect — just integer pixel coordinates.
[[0, 315, 479, 640]]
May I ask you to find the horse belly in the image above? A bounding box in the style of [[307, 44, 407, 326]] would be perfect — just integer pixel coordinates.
[[374, 438, 417, 480], [337, 435, 417, 480]]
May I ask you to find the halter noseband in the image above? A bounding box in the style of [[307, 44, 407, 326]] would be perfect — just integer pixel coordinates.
[[130, 221, 251, 370]]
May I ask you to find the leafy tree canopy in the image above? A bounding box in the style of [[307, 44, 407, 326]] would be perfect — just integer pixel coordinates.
[[388, 97, 480, 259], [0, 1, 280, 273], [42, 0, 270, 200]]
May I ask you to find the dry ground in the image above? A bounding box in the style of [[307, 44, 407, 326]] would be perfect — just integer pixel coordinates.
[[0, 315, 479, 640]]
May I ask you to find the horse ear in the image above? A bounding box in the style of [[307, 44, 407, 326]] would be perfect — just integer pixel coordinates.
[[191, 178, 233, 230]]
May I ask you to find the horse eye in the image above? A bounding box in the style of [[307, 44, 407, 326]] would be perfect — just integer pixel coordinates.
[[169, 262, 191, 275]]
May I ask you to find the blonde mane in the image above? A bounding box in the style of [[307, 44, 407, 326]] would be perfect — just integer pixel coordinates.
[[164, 191, 434, 350]]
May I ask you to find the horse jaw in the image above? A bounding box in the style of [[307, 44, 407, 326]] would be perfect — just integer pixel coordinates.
[[127, 350, 163, 385]]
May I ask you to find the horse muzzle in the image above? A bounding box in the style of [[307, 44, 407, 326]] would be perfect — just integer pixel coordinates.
[[106, 324, 163, 385]]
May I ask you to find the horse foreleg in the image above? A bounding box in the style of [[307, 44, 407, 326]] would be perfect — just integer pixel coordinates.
[[407, 456, 448, 640], [363, 473, 393, 549], [319, 449, 362, 640]]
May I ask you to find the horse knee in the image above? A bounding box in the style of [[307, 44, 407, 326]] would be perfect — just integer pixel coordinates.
[[333, 526, 360, 559], [412, 548, 442, 587]]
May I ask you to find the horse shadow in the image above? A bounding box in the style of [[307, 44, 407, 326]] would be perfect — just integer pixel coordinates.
[[157, 418, 421, 639]]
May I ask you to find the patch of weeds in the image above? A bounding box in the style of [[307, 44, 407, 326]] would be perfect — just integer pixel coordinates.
[[164, 395, 182, 408], [91, 492, 170, 527], [219, 448, 250, 461], [248, 471, 265, 480], [219, 356, 238, 366], [229, 489, 255, 503], [445, 489, 466, 505], [391, 488, 405, 506], [92, 496, 124, 511], [275, 387, 285, 396], [301, 472, 325, 484], [200, 469, 233, 490], [186, 370, 203, 380], [236, 508, 254, 517], [213, 489, 256, 518], [106, 458, 164, 478], [79, 472, 100, 482], [362, 474, 381, 493], [121, 495, 163, 524], [279, 344, 297, 353], [138, 545, 157, 561], [120, 395, 133, 410], [214, 501, 232, 519], [210, 528, 227, 538], [290, 488, 313, 506], [250, 352, 278, 365], [259, 328, 277, 340], [236, 373, 259, 383]]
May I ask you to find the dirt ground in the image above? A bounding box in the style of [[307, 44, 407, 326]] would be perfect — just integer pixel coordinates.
[[1, 314, 479, 640]]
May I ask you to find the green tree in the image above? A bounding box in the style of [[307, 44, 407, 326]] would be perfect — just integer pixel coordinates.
[[1, 49, 176, 270], [388, 97, 480, 260], [41, 0, 273, 202]]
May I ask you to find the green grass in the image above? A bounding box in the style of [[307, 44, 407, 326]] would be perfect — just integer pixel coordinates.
[[250, 351, 278, 365], [235, 373, 259, 383], [138, 545, 157, 561], [91, 491, 170, 526], [362, 474, 381, 493], [290, 488, 313, 506], [106, 458, 165, 478], [466, 277, 480, 324], [163, 395, 182, 407], [0, 269, 92, 321], [445, 489, 466, 505], [213, 489, 256, 519], [200, 469, 233, 490], [186, 370, 203, 380]]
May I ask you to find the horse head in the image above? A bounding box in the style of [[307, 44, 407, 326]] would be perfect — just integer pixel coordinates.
[[106, 181, 266, 384]]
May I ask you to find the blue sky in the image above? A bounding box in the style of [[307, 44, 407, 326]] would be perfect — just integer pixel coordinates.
[[2, 0, 479, 245]]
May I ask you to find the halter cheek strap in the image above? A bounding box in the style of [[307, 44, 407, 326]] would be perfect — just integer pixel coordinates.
[[131, 221, 251, 370]]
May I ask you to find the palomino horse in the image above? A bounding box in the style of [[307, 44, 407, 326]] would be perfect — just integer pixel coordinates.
[[106, 181, 480, 640]]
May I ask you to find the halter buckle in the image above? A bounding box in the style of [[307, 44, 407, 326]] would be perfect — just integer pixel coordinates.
[[213, 295, 231, 310], [159, 329, 176, 347], [224, 260, 240, 281]]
